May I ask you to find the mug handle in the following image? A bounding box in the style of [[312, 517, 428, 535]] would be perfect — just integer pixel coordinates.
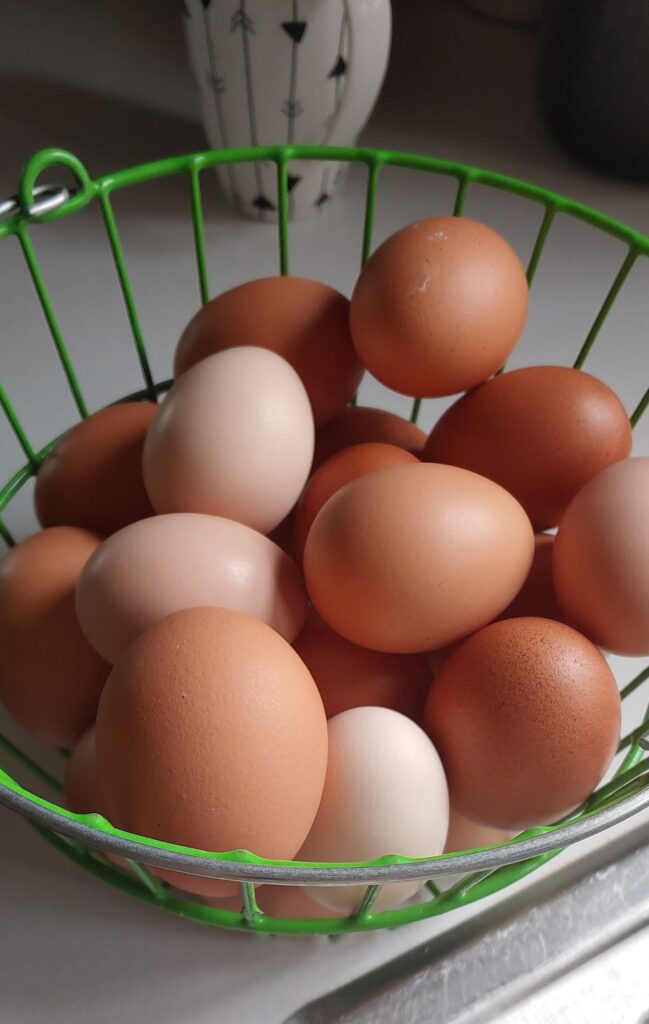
[[326, 0, 392, 145]]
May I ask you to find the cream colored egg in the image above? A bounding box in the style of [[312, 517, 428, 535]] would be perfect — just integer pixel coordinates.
[[76, 513, 307, 662], [299, 706, 449, 914], [143, 347, 315, 534]]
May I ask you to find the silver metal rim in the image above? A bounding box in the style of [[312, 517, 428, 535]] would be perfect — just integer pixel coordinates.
[[0, 183, 70, 222], [2, 778, 649, 885]]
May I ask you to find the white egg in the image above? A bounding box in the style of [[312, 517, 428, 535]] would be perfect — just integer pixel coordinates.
[[299, 706, 449, 914], [143, 347, 315, 534]]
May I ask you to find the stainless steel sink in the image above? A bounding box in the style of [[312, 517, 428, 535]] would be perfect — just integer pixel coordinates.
[[288, 825, 649, 1024]]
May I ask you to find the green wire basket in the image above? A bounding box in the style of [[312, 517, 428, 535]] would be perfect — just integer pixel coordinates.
[[0, 144, 648, 937]]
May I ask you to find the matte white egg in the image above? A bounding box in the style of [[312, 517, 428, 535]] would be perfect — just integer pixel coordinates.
[[299, 706, 449, 914]]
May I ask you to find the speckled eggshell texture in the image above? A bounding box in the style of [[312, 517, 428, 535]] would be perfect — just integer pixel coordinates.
[[424, 617, 621, 830], [95, 607, 328, 899]]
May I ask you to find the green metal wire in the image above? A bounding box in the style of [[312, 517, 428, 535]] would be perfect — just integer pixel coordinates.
[[1, 145, 648, 936], [188, 167, 210, 305], [97, 190, 156, 400]]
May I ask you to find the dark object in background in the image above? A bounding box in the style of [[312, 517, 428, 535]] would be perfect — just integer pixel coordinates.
[[541, 0, 649, 180]]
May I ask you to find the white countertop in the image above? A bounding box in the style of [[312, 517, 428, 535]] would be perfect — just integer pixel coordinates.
[[0, 2, 648, 1022]]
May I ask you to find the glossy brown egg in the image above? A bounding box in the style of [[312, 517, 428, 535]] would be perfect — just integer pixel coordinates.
[[498, 533, 566, 623], [34, 403, 157, 536], [424, 617, 621, 830], [293, 610, 431, 720], [294, 442, 419, 559], [313, 406, 427, 470], [350, 217, 528, 397], [0, 527, 109, 747], [96, 606, 328, 899], [304, 463, 534, 653], [173, 277, 363, 426], [424, 366, 632, 529]]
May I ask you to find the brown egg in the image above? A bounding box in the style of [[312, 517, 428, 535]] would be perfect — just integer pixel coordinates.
[[424, 617, 621, 830], [444, 808, 516, 854], [498, 533, 566, 623], [96, 606, 328, 899], [554, 457, 649, 655], [350, 217, 528, 397], [293, 610, 431, 720], [203, 886, 344, 920], [294, 443, 419, 559], [313, 406, 427, 470], [64, 727, 128, 870], [173, 277, 363, 426], [34, 403, 156, 536], [257, 885, 344, 920], [64, 726, 105, 814], [0, 528, 109, 747], [304, 463, 534, 653], [424, 366, 632, 530]]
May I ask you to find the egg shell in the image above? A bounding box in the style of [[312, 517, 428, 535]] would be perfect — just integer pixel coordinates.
[[173, 277, 363, 426], [498, 533, 566, 623], [0, 527, 109, 747], [64, 726, 105, 814], [64, 726, 128, 870], [76, 512, 307, 663], [294, 443, 419, 560], [34, 403, 156, 536], [313, 406, 427, 470], [424, 366, 632, 529], [424, 617, 621, 830], [349, 216, 528, 397], [444, 809, 516, 854], [143, 347, 314, 534], [203, 886, 344, 921], [294, 610, 431, 720], [554, 456, 649, 654], [304, 462, 534, 653], [95, 606, 328, 899], [300, 706, 449, 913]]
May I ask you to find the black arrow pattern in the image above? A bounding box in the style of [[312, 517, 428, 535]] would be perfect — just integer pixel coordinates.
[[325, 4, 349, 133], [327, 54, 347, 79], [287, 174, 302, 191], [253, 194, 277, 211], [230, 8, 255, 33], [281, 20, 307, 43], [282, 98, 304, 119]]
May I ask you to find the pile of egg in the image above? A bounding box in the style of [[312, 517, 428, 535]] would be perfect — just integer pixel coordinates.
[[1, 215, 647, 918]]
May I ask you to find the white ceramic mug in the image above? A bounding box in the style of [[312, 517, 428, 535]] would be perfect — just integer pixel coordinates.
[[182, 0, 392, 219]]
